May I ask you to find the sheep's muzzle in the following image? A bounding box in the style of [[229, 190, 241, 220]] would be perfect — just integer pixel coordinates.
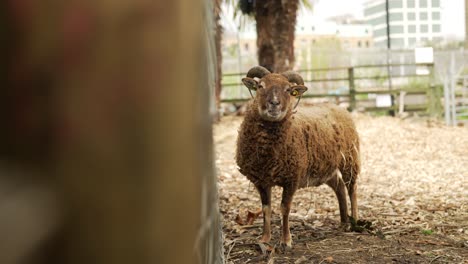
[[257, 86, 289, 122]]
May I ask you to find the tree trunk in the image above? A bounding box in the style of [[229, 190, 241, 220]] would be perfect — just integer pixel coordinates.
[[255, 1, 275, 72], [255, 0, 299, 73]]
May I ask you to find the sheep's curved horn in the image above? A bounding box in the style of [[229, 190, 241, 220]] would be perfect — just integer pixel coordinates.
[[246, 66, 271, 78], [282, 71, 304, 85]]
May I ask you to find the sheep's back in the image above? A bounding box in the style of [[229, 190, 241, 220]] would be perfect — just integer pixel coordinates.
[[293, 104, 360, 187]]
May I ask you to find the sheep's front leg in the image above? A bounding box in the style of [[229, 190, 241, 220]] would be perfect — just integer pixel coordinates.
[[280, 184, 296, 248], [256, 185, 272, 243]]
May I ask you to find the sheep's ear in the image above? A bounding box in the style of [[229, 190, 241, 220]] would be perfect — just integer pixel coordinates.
[[242, 77, 258, 91], [290, 85, 308, 97]]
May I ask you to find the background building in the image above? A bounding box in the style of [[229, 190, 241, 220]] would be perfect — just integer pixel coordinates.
[[364, 0, 442, 48], [223, 20, 374, 56]]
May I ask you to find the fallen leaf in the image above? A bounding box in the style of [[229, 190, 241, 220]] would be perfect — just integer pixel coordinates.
[[235, 214, 245, 225], [246, 209, 262, 225]]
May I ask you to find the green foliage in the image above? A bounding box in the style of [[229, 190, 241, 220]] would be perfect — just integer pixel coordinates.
[[421, 229, 434, 235], [226, 44, 239, 57], [404, 77, 429, 90], [224, 0, 314, 29], [427, 84, 443, 118], [460, 66, 468, 76], [238, 0, 254, 15], [309, 39, 342, 70]]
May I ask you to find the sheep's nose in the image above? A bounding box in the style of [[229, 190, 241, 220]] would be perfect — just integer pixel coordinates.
[[269, 99, 280, 106]]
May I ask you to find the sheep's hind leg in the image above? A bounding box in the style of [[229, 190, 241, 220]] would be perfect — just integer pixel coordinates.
[[347, 179, 358, 220], [326, 170, 348, 223], [256, 185, 272, 243], [280, 184, 296, 249], [342, 168, 358, 220]]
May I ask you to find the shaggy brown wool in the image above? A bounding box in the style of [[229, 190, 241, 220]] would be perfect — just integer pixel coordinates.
[[236, 100, 360, 246], [237, 101, 360, 190]]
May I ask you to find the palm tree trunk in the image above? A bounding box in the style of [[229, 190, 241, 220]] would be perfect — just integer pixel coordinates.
[[255, 1, 275, 72], [255, 0, 299, 73], [271, 0, 299, 72]]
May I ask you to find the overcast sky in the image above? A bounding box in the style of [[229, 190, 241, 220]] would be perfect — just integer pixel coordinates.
[[223, 0, 465, 39]]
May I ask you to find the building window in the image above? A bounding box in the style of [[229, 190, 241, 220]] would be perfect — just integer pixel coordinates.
[[390, 0, 403, 8], [244, 43, 249, 51], [420, 24, 428, 33], [420, 12, 428, 20], [409, 37, 417, 45], [419, 0, 427, 8], [408, 25, 416, 33], [390, 25, 404, 34], [408, 0, 415, 8], [431, 0, 440, 7], [432, 24, 441, 33], [432, 12, 440, 20], [407, 12, 416, 20], [366, 41, 370, 47], [312, 26, 315, 31], [390, 13, 403, 21], [358, 41, 362, 47]]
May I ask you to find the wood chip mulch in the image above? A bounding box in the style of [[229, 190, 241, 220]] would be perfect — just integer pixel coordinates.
[[215, 111, 468, 263]]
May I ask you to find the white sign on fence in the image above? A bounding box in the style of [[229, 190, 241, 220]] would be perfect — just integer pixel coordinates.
[[376, 94, 392, 107], [414, 47, 434, 64], [415, 47, 433, 75]]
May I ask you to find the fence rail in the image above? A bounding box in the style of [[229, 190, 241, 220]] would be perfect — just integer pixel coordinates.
[[221, 63, 439, 115]]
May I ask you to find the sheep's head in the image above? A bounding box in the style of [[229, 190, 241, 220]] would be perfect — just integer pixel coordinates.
[[242, 66, 308, 122]]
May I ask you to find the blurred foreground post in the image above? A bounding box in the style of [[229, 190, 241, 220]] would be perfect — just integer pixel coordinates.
[[465, 0, 468, 48], [1, 0, 220, 263]]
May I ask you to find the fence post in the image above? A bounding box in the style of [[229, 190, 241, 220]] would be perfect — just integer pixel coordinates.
[[348, 67, 356, 111]]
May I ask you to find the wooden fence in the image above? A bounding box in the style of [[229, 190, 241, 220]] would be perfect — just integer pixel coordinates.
[[1, 0, 219, 263], [221, 63, 442, 116]]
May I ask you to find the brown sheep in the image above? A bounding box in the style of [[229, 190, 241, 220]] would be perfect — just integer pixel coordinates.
[[236, 66, 360, 248]]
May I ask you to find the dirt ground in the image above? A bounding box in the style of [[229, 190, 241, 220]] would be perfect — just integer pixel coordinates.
[[214, 109, 468, 264]]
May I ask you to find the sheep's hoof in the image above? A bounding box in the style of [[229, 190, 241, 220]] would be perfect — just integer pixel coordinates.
[[280, 235, 292, 250], [279, 241, 292, 251]]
